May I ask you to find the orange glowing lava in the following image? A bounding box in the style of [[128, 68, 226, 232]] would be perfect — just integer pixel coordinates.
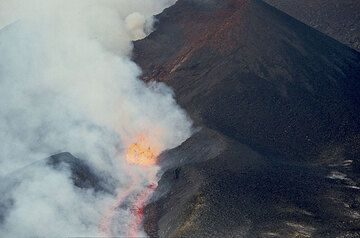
[[128, 182, 157, 237], [99, 135, 160, 237], [125, 136, 159, 166]]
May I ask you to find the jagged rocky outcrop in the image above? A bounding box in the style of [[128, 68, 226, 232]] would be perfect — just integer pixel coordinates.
[[47, 152, 116, 193], [133, 0, 360, 237], [0, 153, 115, 225]]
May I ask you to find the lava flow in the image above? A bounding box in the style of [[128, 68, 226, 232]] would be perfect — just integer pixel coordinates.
[[128, 182, 158, 237], [99, 135, 160, 237]]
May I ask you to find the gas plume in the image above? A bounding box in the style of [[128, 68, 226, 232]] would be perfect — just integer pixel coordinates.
[[0, 0, 192, 237]]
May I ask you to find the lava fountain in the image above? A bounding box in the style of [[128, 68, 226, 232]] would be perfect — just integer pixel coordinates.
[[125, 136, 159, 166], [99, 135, 160, 237]]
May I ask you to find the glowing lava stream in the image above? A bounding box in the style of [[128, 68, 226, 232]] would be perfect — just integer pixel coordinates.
[[128, 181, 157, 237], [99, 136, 160, 237]]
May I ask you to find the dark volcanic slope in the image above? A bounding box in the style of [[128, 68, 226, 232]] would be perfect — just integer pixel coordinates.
[[134, 0, 360, 237], [263, 0, 360, 51], [0, 153, 116, 225]]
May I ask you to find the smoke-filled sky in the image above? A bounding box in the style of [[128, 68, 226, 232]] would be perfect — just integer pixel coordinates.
[[0, 0, 192, 236]]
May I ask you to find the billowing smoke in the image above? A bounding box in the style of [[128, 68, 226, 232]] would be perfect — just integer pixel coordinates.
[[0, 0, 192, 237]]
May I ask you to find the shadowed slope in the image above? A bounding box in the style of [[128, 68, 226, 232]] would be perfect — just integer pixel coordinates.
[[264, 0, 360, 51]]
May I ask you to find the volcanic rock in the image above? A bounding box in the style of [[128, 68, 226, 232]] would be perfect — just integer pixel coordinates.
[[264, 0, 360, 51], [134, 0, 360, 237]]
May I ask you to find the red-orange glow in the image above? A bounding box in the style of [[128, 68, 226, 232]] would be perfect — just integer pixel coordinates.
[[128, 182, 157, 237], [125, 136, 159, 166], [99, 135, 160, 237]]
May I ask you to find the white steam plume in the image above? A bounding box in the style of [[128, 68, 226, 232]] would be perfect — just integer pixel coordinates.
[[0, 0, 191, 237]]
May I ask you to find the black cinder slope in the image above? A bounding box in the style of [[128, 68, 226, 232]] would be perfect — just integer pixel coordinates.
[[134, 0, 360, 237], [263, 0, 360, 51]]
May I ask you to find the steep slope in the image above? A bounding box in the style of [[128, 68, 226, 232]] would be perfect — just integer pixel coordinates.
[[134, 0, 360, 163], [264, 0, 360, 51], [133, 0, 360, 237]]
